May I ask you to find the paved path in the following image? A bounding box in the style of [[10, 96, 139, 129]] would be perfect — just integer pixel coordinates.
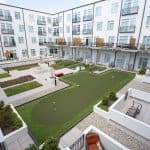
[[75, 112, 150, 150]]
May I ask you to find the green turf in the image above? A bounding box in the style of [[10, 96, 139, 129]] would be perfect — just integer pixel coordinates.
[[0, 73, 10, 79], [17, 70, 135, 144], [4, 81, 42, 97]]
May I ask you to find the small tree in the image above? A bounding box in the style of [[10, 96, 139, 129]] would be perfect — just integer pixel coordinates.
[[101, 96, 109, 106], [42, 137, 59, 150], [109, 92, 117, 101], [139, 68, 146, 75]]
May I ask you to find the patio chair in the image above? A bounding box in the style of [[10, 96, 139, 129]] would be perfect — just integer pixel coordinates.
[[86, 132, 103, 150], [126, 100, 142, 118]]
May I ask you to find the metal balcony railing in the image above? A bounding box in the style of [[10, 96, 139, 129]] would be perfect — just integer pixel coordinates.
[[0, 15, 12, 21], [53, 21, 59, 26], [72, 30, 80, 35], [37, 20, 46, 25], [4, 41, 16, 47], [82, 29, 92, 34], [119, 26, 136, 33], [83, 15, 93, 21], [53, 31, 59, 36], [122, 6, 139, 15], [39, 42, 47, 46], [72, 17, 80, 23], [1, 29, 14, 34], [38, 31, 47, 36]]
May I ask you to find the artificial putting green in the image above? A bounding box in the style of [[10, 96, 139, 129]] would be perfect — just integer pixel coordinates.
[[17, 70, 135, 144]]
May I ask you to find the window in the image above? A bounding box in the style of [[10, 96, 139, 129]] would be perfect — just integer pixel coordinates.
[[104, 53, 111, 63], [18, 37, 24, 44], [1, 23, 13, 31], [47, 17, 51, 24], [22, 49, 28, 57], [31, 49, 36, 56], [97, 22, 103, 31], [67, 14, 71, 21], [138, 57, 148, 68], [107, 21, 114, 30], [121, 18, 136, 26], [95, 6, 101, 16], [0, 9, 3, 16], [15, 12, 21, 20], [59, 16, 63, 23], [84, 9, 92, 16], [40, 48, 47, 56], [111, 3, 119, 14], [48, 28, 51, 34], [3, 36, 15, 46], [31, 37, 36, 44], [29, 14, 34, 22], [108, 36, 115, 44], [19, 25, 24, 32], [28, 26, 33, 32], [119, 36, 128, 44], [143, 36, 150, 46], [66, 26, 70, 33], [146, 16, 150, 26]]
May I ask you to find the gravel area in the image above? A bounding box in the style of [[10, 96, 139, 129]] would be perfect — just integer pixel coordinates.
[[76, 112, 150, 150]]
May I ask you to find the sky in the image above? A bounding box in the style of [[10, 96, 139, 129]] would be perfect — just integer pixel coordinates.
[[0, 0, 98, 13]]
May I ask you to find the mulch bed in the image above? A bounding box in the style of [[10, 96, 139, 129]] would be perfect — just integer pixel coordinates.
[[0, 75, 35, 88]]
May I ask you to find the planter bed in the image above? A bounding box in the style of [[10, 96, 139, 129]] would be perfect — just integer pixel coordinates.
[[4, 63, 39, 71], [0, 73, 10, 79], [4, 81, 42, 97], [0, 102, 22, 135], [0, 75, 35, 88]]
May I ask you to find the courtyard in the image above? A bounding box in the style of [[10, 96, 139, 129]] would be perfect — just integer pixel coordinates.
[[16, 69, 134, 144]]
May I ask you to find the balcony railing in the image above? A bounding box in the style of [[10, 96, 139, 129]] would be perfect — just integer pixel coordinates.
[[122, 6, 139, 15], [4, 41, 16, 47], [83, 15, 93, 21], [83, 29, 92, 34], [53, 31, 59, 36], [0, 15, 12, 21], [119, 26, 135, 33], [1, 29, 14, 34], [72, 30, 80, 35], [37, 20, 46, 25], [53, 21, 59, 26], [38, 31, 47, 36], [140, 44, 150, 51], [39, 42, 47, 46], [72, 17, 80, 23]]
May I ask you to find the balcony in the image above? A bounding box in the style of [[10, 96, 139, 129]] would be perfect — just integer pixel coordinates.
[[4, 41, 16, 47], [119, 26, 136, 33], [0, 15, 12, 21], [72, 17, 80, 23], [38, 31, 47, 36], [53, 21, 59, 26], [83, 15, 93, 21], [53, 31, 59, 36], [140, 44, 150, 51], [1, 29, 14, 34], [122, 6, 139, 15], [39, 42, 47, 46], [37, 20, 46, 25], [82, 29, 92, 34], [72, 30, 80, 35]]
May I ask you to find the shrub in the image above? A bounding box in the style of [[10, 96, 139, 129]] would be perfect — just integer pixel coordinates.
[[139, 68, 146, 75], [109, 92, 117, 101], [25, 144, 37, 150], [0, 101, 4, 109], [42, 137, 58, 150], [101, 96, 109, 105]]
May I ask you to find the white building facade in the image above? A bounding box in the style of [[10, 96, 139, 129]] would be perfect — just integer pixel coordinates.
[[0, 0, 150, 70]]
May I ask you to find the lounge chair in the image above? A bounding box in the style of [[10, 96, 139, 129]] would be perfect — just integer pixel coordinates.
[[126, 101, 142, 118], [86, 132, 103, 150]]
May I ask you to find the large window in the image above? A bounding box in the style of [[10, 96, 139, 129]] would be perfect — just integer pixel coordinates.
[[84, 9, 92, 16], [111, 3, 119, 14], [104, 53, 111, 63], [19, 25, 25, 32], [143, 36, 150, 46], [22, 49, 28, 57], [119, 36, 128, 44], [15, 12, 21, 20], [108, 36, 115, 44], [146, 16, 150, 26], [95, 6, 101, 16], [31, 37, 36, 44], [18, 37, 24, 44], [3, 36, 15, 46], [31, 49, 36, 56], [107, 20, 114, 30], [28, 26, 33, 33], [138, 57, 148, 68], [97, 22, 103, 31]]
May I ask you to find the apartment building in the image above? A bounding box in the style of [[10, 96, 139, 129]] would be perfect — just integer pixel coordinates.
[[0, 0, 150, 70]]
